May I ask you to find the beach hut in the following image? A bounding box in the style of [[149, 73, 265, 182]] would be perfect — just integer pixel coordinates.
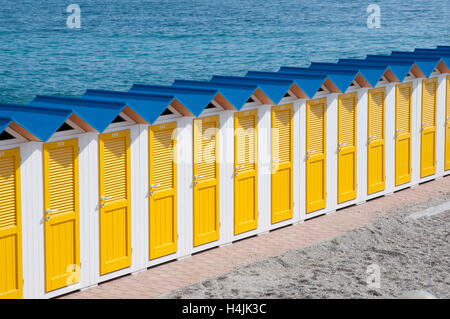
[[0, 102, 101, 298], [0, 104, 78, 299]]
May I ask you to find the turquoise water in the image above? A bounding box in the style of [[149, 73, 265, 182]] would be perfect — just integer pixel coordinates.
[[0, 0, 449, 104]]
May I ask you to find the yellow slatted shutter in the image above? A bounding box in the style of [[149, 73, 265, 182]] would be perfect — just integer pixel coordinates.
[[306, 98, 327, 212], [149, 122, 177, 259], [395, 83, 412, 186], [193, 116, 220, 246], [0, 148, 22, 299], [99, 130, 131, 275], [234, 110, 258, 234], [368, 88, 385, 194], [338, 93, 357, 203], [44, 139, 80, 292], [421, 78, 437, 177]]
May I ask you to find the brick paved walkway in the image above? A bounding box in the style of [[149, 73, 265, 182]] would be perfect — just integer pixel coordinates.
[[62, 176, 450, 299]]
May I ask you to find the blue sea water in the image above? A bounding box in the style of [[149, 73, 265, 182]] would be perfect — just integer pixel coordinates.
[[0, 0, 448, 104]]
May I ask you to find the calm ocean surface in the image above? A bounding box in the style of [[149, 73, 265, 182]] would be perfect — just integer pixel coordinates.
[[0, 0, 448, 104]]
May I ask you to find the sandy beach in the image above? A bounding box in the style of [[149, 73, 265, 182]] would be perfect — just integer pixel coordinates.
[[161, 194, 450, 299]]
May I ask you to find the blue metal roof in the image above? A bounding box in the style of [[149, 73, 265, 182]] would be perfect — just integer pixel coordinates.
[[129, 84, 222, 117], [0, 103, 73, 141], [391, 51, 450, 68], [414, 48, 450, 54], [244, 71, 326, 98], [2, 46, 449, 142], [278, 67, 358, 93], [0, 117, 13, 134], [210, 75, 294, 105], [308, 62, 387, 87], [82, 90, 176, 124], [171, 80, 258, 110], [337, 58, 414, 82], [390, 51, 449, 71], [365, 55, 439, 78], [29, 96, 127, 133]]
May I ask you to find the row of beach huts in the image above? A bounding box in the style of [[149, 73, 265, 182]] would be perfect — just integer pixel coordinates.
[[0, 46, 449, 298]]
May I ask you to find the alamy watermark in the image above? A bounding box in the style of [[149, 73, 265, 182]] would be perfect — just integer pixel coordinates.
[[66, 264, 81, 286], [366, 4, 381, 29], [66, 4, 81, 29], [366, 263, 381, 289]]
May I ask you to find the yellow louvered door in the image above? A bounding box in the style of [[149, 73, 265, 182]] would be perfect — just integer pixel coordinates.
[[446, 76, 450, 171], [271, 104, 293, 223], [368, 88, 386, 195], [193, 116, 220, 246], [421, 78, 437, 178], [0, 148, 22, 299], [99, 130, 131, 275], [306, 99, 327, 213], [395, 83, 413, 186], [149, 122, 177, 259], [43, 139, 80, 292], [234, 110, 258, 234], [338, 93, 357, 203]]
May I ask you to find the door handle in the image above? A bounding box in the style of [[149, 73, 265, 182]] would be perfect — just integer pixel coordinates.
[[46, 209, 58, 214], [101, 196, 113, 201], [338, 142, 347, 147], [235, 166, 245, 170], [395, 129, 405, 138], [150, 184, 160, 189], [194, 175, 204, 179], [368, 135, 376, 139], [307, 150, 315, 154], [46, 215, 51, 222]]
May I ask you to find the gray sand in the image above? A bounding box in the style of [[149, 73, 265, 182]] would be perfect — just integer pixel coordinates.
[[161, 194, 450, 299]]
